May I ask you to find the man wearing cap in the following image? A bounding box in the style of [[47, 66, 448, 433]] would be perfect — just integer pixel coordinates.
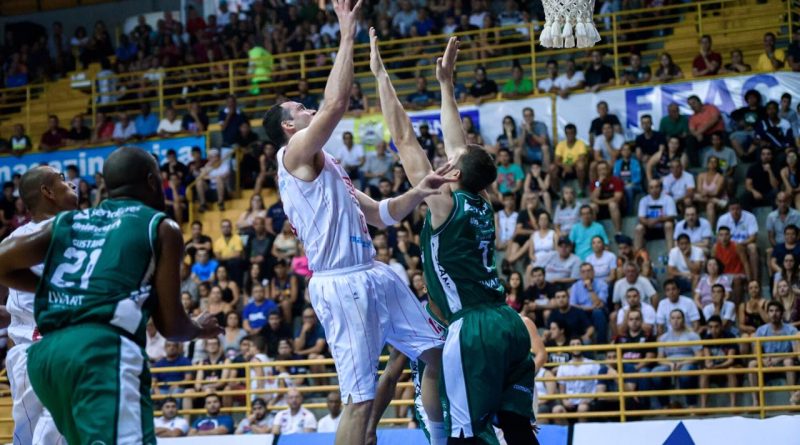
[[535, 237, 581, 291]]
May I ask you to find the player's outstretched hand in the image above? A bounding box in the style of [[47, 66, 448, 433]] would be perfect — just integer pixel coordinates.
[[369, 28, 386, 77], [416, 162, 457, 197], [436, 37, 460, 84], [332, 0, 363, 39], [193, 311, 224, 339]]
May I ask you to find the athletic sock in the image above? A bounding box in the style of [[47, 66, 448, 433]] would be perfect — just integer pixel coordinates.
[[429, 421, 447, 445]]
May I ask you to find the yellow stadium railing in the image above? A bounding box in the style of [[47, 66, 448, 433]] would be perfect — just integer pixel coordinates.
[[0, 0, 791, 143], [0, 335, 795, 441]]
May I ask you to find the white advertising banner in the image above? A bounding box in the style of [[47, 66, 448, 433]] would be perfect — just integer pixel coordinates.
[[158, 434, 273, 444], [572, 415, 800, 445]]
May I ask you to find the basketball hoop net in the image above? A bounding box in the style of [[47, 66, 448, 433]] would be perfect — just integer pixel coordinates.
[[539, 0, 601, 48]]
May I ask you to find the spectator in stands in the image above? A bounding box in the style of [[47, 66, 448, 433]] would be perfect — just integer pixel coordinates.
[[164, 172, 186, 224], [547, 290, 594, 343], [610, 308, 656, 408], [592, 123, 625, 173], [771, 225, 800, 276], [586, 236, 617, 286], [738, 280, 769, 345], [554, 58, 585, 98], [695, 156, 729, 229], [755, 100, 796, 152], [635, 178, 677, 251], [235, 398, 272, 435], [703, 132, 738, 185], [692, 35, 722, 77], [270, 259, 299, 321], [112, 112, 137, 144], [722, 49, 752, 74], [714, 225, 751, 287], [185, 220, 212, 262], [153, 341, 193, 395], [331, 131, 365, 185], [183, 100, 209, 134], [363, 140, 395, 195], [622, 52, 651, 85], [589, 159, 625, 236], [589, 101, 622, 148], [161, 149, 189, 182], [9, 124, 32, 155], [662, 159, 695, 212], [317, 392, 343, 433], [657, 279, 701, 335], [584, 50, 615, 93], [189, 393, 234, 436], [213, 218, 244, 270], [569, 205, 608, 261], [635, 114, 666, 165], [146, 318, 166, 362], [659, 103, 690, 142], [688, 95, 724, 153], [779, 93, 799, 140], [523, 266, 558, 323], [242, 284, 277, 335], [668, 233, 705, 296], [782, 151, 800, 208], [65, 115, 90, 145], [245, 217, 272, 273], [293, 306, 326, 360], [538, 59, 559, 94], [191, 249, 218, 284], [272, 388, 317, 434], [652, 309, 702, 408], [520, 107, 550, 166], [495, 117, 523, 157], [552, 124, 589, 191], [469, 66, 498, 104], [496, 149, 524, 194], [272, 221, 299, 263], [219, 95, 248, 148], [545, 319, 573, 363], [194, 148, 230, 212], [612, 260, 658, 309], [674, 205, 713, 255], [569, 263, 609, 343], [155, 397, 189, 438], [748, 301, 798, 405], [702, 284, 737, 333], [768, 192, 800, 249], [133, 103, 158, 138], [717, 200, 760, 283], [404, 76, 438, 110], [756, 32, 785, 71], [654, 53, 684, 82], [730, 89, 765, 162], [615, 288, 657, 337], [39, 115, 69, 151], [501, 64, 533, 99], [700, 315, 738, 408], [553, 337, 612, 423], [694, 254, 732, 307], [158, 106, 183, 137], [417, 124, 437, 160], [789, 32, 800, 72], [613, 143, 642, 207]]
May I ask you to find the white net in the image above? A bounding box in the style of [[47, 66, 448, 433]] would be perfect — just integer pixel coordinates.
[[539, 0, 602, 48]]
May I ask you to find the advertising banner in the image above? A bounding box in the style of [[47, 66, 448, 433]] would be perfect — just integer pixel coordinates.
[[0, 136, 206, 183]]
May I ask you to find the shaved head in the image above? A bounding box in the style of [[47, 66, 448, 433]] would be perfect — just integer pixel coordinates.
[[103, 146, 165, 211], [19, 166, 78, 219]]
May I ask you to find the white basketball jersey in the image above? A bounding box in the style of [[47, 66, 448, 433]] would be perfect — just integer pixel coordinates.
[[277, 148, 375, 272], [3, 218, 51, 345]]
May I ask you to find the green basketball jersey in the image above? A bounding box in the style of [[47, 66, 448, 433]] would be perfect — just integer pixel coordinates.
[[420, 190, 505, 322], [35, 199, 166, 347]]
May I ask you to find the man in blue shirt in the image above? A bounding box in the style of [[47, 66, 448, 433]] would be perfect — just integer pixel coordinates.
[[191, 249, 219, 283], [243, 284, 277, 335], [219, 95, 249, 147], [748, 301, 799, 403], [134, 103, 159, 138], [569, 205, 609, 260], [569, 263, 609, 344], [152, 341, 193, 395], [189, 393, 234, 436], [404, 76, 438, 110]]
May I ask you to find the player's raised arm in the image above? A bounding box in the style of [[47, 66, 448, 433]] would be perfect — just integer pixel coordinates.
[[369, 28, 431, 186], [282, 0, 362, 169], [0, 224, 52, 293], [437, 37, 468, 160], [152, 218, 221, 342]]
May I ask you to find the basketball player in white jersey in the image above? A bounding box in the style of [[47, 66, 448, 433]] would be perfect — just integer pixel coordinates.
[[1, 166, 78, 444], [262, 1, 447, 444]]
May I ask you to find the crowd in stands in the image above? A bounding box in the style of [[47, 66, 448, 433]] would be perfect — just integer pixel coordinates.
[[2, 1, 800, 436]]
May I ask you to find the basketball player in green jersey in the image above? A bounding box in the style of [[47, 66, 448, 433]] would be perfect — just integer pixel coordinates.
[[369, 31, 537, 444], [0, 147, 222, 445]]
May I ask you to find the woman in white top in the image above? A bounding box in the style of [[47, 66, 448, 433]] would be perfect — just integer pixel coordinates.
[[586, 236, 617, 285], [702, 284, 737, 332], [693, 257, 731, 310], [554, 186, 580, 235], [527, 211, 556, 263]]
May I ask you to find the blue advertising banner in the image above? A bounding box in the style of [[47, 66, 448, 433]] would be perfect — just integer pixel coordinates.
[[407, 106, 481, 138], [0, 135, 206, 183]]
